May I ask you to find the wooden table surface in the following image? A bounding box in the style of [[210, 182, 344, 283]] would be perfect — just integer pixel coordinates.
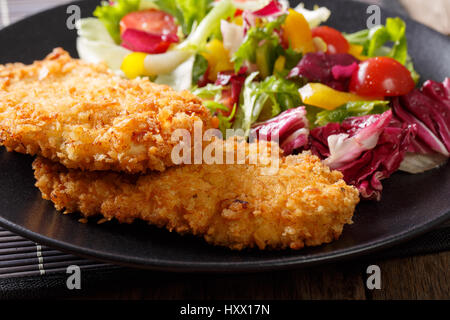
[[0, 0, 449, 300]]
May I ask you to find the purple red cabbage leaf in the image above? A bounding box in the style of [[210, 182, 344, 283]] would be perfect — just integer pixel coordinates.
[[309, 110, 416, 200], [251, 107, 309, 155], [287, 52, 359, 91], [392, 78, 450, 157]]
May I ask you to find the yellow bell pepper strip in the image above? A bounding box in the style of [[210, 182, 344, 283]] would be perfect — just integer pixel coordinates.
[[202, 39, 234, 82], [299, 83, 377, 110], [233, 15, 244, 26], [348, 44, 368, 60], [273, 56, 286, 74], [121, 50, 192, 78], [120, 0, 235, 79], [121, 52, 148, 79], [121, 40, 234, 80], [282, 9, 315, 54]]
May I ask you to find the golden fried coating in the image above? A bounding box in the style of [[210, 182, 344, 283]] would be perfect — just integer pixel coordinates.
[[33, 139, 360, 250], [0, 48, 216, 173]]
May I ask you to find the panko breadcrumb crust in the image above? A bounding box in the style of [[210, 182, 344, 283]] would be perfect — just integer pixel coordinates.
[[33, 139, 360, 250], [0, 48, 216, 173]]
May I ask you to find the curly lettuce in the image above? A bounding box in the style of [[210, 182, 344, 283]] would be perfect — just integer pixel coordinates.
[[233, 73, 301, 136], [315, 101, 390, 127], [154, 0, 213, 35], [191, 54, 209, 84], [192, 84, 224, 100], [232, 15, 286, 73], [205, 101, 237, 135]]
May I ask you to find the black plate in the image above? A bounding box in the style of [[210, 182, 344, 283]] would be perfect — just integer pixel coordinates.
[[0, 0, 449, 272]]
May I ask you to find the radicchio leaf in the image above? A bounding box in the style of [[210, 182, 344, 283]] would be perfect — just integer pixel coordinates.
[[323, 111, 393, 169], [288, 52, 359, 92], [331, 62, 358, 80], [251, 107, 309, 155], [422, 78, 450, 110], [215, 68, 247, 110], [392, 97, 449, 157], [252, 0, 286, 17], [392, 78, 450, 174], [392, 78, 450, 157], [309, 110, 415, 200]]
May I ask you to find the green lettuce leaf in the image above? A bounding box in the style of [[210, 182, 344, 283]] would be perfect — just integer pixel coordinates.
[[344, 17, 419, 82], [282, 46, 303, 70], [259, 75, 302, 115], [193, 84, 237, 135], [345, 18, 406, 62], [203, 101, 237, 135], [314, 101, 390, 127], [141, 0, 234, 76], [192, 83, 236, 135], [192, 84, 224, 100], [232, 15, 286, 73], [366, 18, 407, 63], [94, 0, 215, 44], [233, 73, 301, 136], [93, 0, 141, 44], [155, 0, 213, 35], [405, 57, 420, 84], [344, 29, 369, 46], [177, 0, 213, 35], [272, 46, 303, 78], [192, 54, 209, 85], [305, 106, 323, 129], [231, 15, 301, 78], [177, 0, 235, 51]]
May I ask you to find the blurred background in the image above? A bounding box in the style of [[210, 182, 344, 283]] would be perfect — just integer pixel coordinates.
[[1, 0, 449, 34]]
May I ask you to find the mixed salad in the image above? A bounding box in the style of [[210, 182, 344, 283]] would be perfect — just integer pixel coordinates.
[[77, 0, 449, 200]]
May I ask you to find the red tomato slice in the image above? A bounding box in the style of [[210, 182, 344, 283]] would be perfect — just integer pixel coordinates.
[[121, 29, 179, 54], [349, 57, 415, 97], [311, 26, 350, 54], [120, 9, 178, 36]]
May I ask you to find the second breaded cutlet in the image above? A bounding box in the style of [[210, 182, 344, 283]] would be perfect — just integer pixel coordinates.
[[0, 48, 217, 173], [33, 139, 360, 250]]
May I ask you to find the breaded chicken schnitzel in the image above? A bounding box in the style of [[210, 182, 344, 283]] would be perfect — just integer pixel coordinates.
[[0, 48, 216, 173], [33, 139, 360, 250]]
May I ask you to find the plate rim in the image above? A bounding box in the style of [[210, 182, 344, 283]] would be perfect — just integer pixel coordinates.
[[0, 209, 449, 273]]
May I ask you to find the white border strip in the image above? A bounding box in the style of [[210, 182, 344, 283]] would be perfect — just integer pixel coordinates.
[[0, 0, 10, 27]]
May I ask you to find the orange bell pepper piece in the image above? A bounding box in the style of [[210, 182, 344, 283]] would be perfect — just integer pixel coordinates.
[[282, 9, 315, 54]]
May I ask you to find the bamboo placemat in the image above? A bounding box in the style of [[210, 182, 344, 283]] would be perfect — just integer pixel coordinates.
[[0, 227, 112, 279]]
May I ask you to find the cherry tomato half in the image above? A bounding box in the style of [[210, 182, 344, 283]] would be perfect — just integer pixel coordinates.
[[120, 9, 178, 36], [349, 57, 415, 97], [311, 26, 350, 54]]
